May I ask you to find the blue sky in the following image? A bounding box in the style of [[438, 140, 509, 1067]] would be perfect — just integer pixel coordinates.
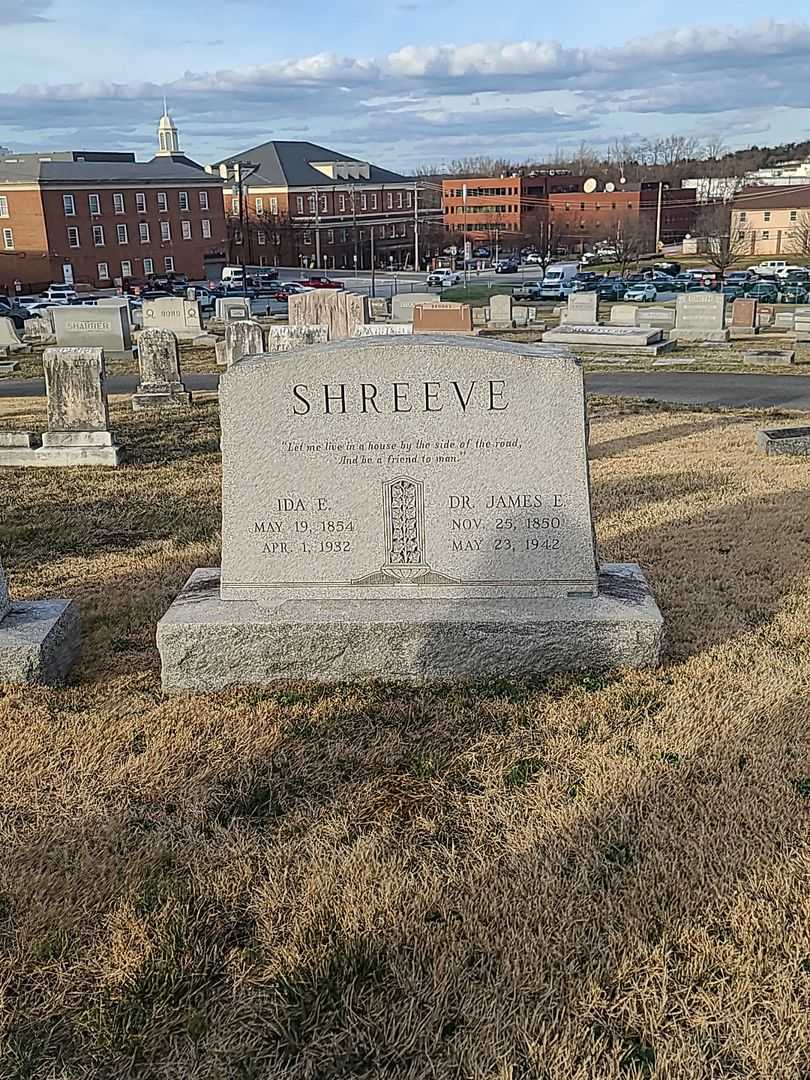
[[2, 0, 810, 170]]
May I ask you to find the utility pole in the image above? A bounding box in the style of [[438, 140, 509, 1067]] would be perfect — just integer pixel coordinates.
[[370, 226, 376, 297], [655, 180, 664, 251], [462, 182, 468, 288], [351, 184, 358, 276], [229, 160, 259, 279], [314, 186, 321, 269], [413, 181, 420, 272]]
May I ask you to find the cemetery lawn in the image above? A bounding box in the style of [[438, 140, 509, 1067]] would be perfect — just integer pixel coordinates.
[[2, 395, 810, 1079], [6, 342, 221, 380]]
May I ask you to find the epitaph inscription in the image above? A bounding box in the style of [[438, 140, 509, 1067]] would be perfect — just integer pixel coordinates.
[[220, 337, 598, 605]]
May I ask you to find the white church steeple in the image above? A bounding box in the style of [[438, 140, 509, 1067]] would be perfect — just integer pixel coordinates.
[[157, 99, 180, 157]]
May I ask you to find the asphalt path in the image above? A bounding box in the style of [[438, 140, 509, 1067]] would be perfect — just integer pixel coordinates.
[[3, 371, 810, 409]]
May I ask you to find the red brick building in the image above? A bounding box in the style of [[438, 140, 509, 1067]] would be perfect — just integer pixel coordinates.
[[547, 182, 697, 254], [441, 173, 585, 249], [212, 142, 437, 270], [0, 111, 226, 293]]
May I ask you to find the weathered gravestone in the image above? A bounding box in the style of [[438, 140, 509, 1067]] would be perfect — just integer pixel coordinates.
[[489, 294, 514, 327], [132, 329, 191, 410], [142, 297, 205, 340], [412, 303, 473, 333], [756, 426, 810, 455], [793, 305, 810, 342], [51, 305, 133, 358], [353, 323, 413, 337], [157, 336, 663, 690], [215, 298, 250, 322], [774, 310, 795, 330], [639, 305, 677, 331], [391, 292, 439, 323], [0, 347, 123, 466], [609, 305, 640, 327], [265, 325, 329, 352], [218, 319, 265, 368], [542, 324, 668, 353], [0, 317, 26, 352], [673, 293, 728, 342], [0, 554, 80, 684], [566, 291, 598, 325], [730, 298, 759, 339], [368, 297, 389, 320], [288, 290, 369, 340]]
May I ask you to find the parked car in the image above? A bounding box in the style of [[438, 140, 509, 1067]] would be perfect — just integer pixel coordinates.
[[494, 259, 519, 274], [426, 269, 461, 287], [749, 260, 787, 278], [298, 275, 344, 289], [724, 270, 755, 286], [654, 260, 681, 277], [0, 297, 33, 329], [624, 283, 657, 302], [745, 282, 780, 302], [524, 253, 545, 265], [596, 278, 627, 301], [779, 284, 809, 304], [44, 284, 78, 304], [722, 284, 746, 301], [185, 285, 218, 313], [275, 282, 314, 296], [774, 264, 805, 279], [511, 280, 543, 300]]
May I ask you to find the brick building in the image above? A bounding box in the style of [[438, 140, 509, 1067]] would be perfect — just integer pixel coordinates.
[[441, 173, 585, 249], [0, 109, 226, 293], [730, 186, 810, 256], [211, 142, 434, 270], [547, 182, 697, 254]]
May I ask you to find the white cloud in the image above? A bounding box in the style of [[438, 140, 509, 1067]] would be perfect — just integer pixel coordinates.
[[0, 0, 52, 23]]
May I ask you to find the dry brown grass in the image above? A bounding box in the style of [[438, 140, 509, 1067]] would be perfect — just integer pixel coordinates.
[[1, 397, 809, 1079]]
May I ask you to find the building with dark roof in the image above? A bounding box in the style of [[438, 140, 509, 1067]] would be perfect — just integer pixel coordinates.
[[209, 140, 433, 270], [0, 109, 226, 292], [731, 185, 810, 257]]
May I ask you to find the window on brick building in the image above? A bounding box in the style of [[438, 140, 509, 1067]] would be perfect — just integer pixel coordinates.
[[136, 192, 147, 213], [737, 231, 746, 240], [256, 230, 265, 245], [97, 262, 109, 280], [269, 197, 278, 214], [121, 260, 133, 278], [407, 190, 413, 208], [303, 230, 312, 245], [387, 192, 393, 209], [157, 192, 168, 212], [113, 193, 125, 214], [763, 211, 771, 222], [2, 228, 12, 249], [160, 221, 171, 241], [164, 256, 175, 272], [762, 230, 770, 240], [63, 194, 76, 216], [371, 193, 378, 210], [358, 194, 365, 211], [143, 258, 154, 275], [255, 197, 264, 216], [397, 192, 403, 208], [139, 223, 150, 243], [179, 191, 189, 212], [93, 225, 105, 246], [739, 211, 747, 222], [116, 224, 128, 244], [0, 196, 8, 217], [201, 219, 211, 238], [308, 194, 316, 213], [340, 228, 349, 242], [296, 196, 304, 213], [234, 230, 243, 245], [88, 194, 100, 215], [790, 210, 798, 222], [182, 221, 192, 240], [320, 195, 327, 212], [199, 191, 209, 210], [67, 227, 80, 247], [327, 229, 335, 244]]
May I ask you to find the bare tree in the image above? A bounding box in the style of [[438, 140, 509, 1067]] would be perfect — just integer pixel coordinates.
[[696, 203, 752, 275], [612, 217, 655, 276], [791, 210, 810, 256]]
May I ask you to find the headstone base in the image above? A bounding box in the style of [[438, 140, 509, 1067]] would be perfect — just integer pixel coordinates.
[[0, 599, 80, 685], [756, 427, 810, 456], [0, 442, 123, 467], [671, 329, 730, 343], [133, 384, 192, 410], [729, 328, 759, 340], [157, 563, 663, 692]]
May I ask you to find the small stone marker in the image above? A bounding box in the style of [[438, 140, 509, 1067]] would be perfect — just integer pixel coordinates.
[[774, 310, 795, 330], [567, 291, 598, 325], [793, 305, 810, 342], [412, 302, 473, 333], [743, 349, 796, 365], [265, 325, 329, 352], [221, 319, 264, 367], [639, 305, 676, 330], [0, 554, 80, 684], [673, 293, 728, 341], [489, 294, 514, 327], [730, 298, 759, 339], [288, 290, 370, 340], [0, 317, 25, 352], [132, 329, 191, 410], [157, 336, 663, 690], [543, 325, 663, 348], [368, 297, 389, 320], [142, 298, 205, 340], [610, 304, 640, 326], [215, 298, 250, 322], [391, 292, 438, 322], [1, 347, 122, 466], [51, 305, 133, 358], [756, 426, 810, 456]]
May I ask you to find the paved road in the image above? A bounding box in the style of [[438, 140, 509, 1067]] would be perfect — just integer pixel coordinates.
[[4, 371, 810, 409]]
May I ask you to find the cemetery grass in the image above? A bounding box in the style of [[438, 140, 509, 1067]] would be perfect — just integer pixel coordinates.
[[6, 342, 221, 381], [1, 396, 810, 1079]]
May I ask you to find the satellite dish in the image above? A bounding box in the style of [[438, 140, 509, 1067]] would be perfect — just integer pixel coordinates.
[[619, 175, 627, 185], [605, 182, 615, 193], [583, 177, 598, 193]]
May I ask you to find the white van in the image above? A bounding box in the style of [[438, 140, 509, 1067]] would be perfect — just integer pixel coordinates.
[[221, 265, 246, 285], [539, 262, 580, 299]]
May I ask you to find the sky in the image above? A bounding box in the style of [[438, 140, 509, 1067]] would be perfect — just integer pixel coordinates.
[[2, 0, 810, 171]]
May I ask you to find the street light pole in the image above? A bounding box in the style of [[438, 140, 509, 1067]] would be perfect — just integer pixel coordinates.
[[413, 181, 419, 272], [370, 226, 376, 297]]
